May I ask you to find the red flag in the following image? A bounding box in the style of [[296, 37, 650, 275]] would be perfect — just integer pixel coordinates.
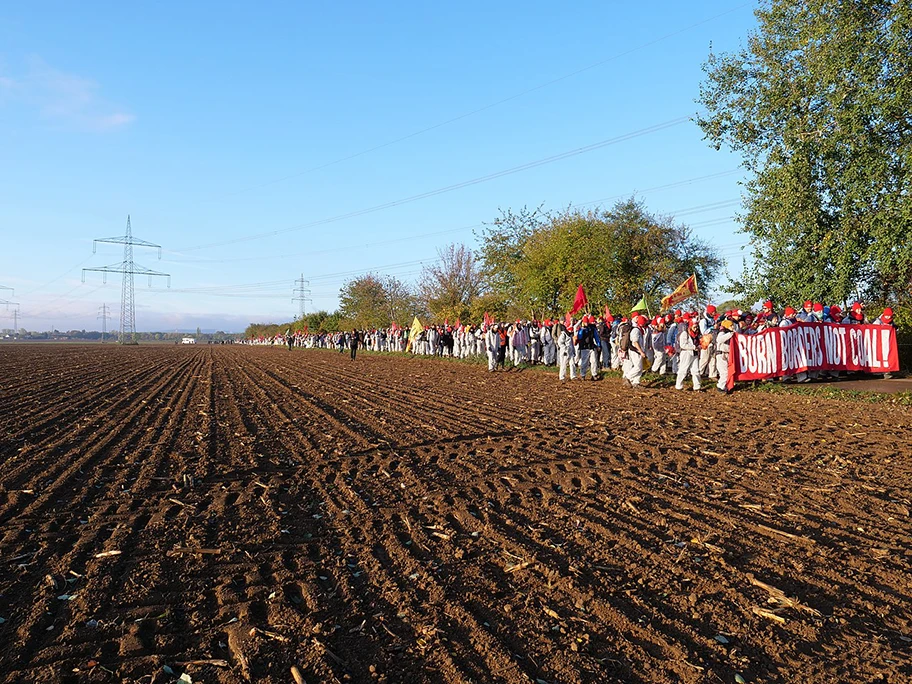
[[455, 318, 461, 328], [604, 304, 611, 320], [564, 312, 572, 328], [483, 311, 492, 328], [444, 317, 449, 327], [569, 285, 588, 315]]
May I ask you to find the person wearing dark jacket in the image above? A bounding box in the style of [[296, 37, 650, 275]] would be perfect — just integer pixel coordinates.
[[349, 329, 360, 360], [576, 315, 602, 380]]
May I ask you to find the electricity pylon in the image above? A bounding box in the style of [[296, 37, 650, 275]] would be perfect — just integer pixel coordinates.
[[0, 286, 14, 312], [97, 303, 111, 343], [292, 273, 312, 319], [83, 216, 170, 345]]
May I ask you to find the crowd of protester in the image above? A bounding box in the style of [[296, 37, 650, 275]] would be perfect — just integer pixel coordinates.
[[244, 300, 897, 392]]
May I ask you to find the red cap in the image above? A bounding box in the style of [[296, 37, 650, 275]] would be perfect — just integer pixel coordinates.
[[882, 307, 893, 319], [784, 306, 796, 317], [706, 304, 717, 315], [635, 315, 648, 327], [675, 309, 682, 316], [803, 300, 813, 308], [813, 302, 824, 312], [763, 300, 774, 310], [851, 302, 863, 312], [829, 305, 841, 316]]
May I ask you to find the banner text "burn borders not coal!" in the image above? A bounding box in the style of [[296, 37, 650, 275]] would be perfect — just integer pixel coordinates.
[[727, 322, 899, 390]]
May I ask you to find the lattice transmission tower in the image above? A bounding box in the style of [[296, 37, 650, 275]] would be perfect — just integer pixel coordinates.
[[1, 285, 18, 326], [97, 303, 111, 343], [0, 286, 14, 312], [83, 216, 170, 345], [292, 273, 312, 319]]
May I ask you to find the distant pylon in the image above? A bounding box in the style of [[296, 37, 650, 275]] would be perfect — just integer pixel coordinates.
[[0, 286, 14, 313], [82, 215, 170, 345], [292, 273, 312, 319], [97, 303, 111, 343]]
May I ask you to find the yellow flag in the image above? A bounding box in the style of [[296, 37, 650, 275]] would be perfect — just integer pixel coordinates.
[[661, 274, 698, 311], [406, 316, 423, 351]]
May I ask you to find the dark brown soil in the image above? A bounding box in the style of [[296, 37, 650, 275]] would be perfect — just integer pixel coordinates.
[[1, 345, 910, 683]]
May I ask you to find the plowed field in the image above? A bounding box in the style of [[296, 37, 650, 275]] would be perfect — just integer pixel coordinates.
[[1, 345, 911, 683]]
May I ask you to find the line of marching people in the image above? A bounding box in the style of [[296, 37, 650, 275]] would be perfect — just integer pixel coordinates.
[[247, 300, 897, 390], [613, 300, 897, 392]]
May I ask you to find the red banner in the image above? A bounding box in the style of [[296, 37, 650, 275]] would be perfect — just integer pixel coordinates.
[[727, 322, 899, 389]]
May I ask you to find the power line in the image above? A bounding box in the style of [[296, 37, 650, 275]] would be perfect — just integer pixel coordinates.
[[24, 283, 108, 320], [20, 256, 95, 296], [219, 3, 751, 198], [178, 116, 691, 252], [153, 201, 747, 300], [167, 168, 741, 266]]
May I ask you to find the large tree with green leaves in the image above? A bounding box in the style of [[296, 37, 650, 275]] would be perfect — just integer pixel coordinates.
[[338, 274, 420, 329], [697, 0, 912, 306], [476, 199, 721, 315]]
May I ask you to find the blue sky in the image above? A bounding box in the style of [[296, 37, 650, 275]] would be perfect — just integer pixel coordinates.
[[0, 1, 757, 332]]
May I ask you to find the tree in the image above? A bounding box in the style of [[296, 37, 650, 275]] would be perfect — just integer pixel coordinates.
[[697, 0, 912, 307], [418, 243, 484, 322], [476, 199, 721, 315], [338, 274, 419, 329]]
